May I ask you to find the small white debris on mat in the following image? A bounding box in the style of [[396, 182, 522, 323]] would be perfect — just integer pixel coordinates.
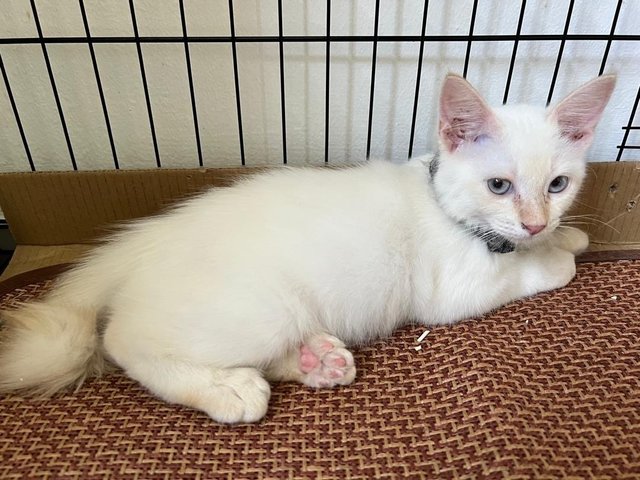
[[417, 330, 430, 343], [610, 295, 618, 301], [412, 329, 430, 352], [19, 378, 24, 382], [525, 319, 529, 325]]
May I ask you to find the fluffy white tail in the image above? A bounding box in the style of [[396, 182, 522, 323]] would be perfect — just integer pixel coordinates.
[[0, 246, 125, 397], [0, 301, 107, 396]]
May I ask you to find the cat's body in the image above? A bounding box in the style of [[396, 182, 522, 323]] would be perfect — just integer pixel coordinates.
[[0, 74, 615, 423]]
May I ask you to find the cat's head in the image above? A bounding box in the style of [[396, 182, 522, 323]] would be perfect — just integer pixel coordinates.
[[432, 73, 616, 249]]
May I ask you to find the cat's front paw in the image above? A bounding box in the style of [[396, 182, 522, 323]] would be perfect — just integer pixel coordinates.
[[523, 247, 577, 296], [551, 226, 589, 255], [299, 334, 356, 388], [206, 368, 271, 424]]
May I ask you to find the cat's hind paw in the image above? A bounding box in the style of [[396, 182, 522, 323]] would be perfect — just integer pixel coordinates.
[[299, 334, 356, 388]]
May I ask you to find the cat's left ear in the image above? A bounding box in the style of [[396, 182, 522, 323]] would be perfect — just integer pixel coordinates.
[[439, 74, 498, 153], [548, 74, 616, 148]]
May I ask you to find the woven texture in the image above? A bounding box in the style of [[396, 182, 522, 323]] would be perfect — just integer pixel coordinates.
[[1, 261, 639, 479]]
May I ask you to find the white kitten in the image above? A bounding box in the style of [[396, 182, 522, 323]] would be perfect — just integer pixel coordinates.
[[0, 74, 615, 423]]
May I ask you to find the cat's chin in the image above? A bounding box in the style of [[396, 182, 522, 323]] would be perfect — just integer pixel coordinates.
[[511, 230, 554, 250]]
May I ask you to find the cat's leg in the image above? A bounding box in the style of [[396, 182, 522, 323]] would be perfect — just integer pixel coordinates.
[[511, 227, 590, 298], [266, 333, 356, 388], [517, 245, 577, 296], [108, 353, 270, 423], [429, 242, 579, 324], [547, 226, 589, 254]]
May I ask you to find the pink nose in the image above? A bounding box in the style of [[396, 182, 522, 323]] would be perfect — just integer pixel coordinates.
[[522, 223, 546, 236]]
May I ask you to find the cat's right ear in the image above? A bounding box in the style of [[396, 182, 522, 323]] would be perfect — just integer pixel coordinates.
[[547, 74, 616, 149], [439, 74, 496, 153]]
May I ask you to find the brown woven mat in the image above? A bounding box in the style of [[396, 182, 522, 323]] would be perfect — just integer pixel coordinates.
[[1, 261, 639, 479]]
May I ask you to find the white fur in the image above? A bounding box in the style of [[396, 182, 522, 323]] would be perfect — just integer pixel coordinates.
[[0, 74, 615, 423]]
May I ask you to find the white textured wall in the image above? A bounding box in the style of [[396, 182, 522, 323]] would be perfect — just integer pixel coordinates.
[[1, 0, 639, 173]]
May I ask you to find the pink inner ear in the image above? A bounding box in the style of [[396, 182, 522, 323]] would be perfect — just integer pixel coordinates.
[[439, 75, 494, 152], [569, 131, 585, 142], [551, 75, 616, 145]]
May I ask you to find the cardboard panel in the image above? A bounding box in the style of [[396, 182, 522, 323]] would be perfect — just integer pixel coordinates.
[[0, 244, 93, 281], [0, 167, 267, 245], [570, 162, 640, 250]]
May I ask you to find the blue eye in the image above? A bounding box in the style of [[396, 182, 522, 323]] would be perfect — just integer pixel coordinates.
[[487, 178, 512, 195], [549, 176, 569, 193]]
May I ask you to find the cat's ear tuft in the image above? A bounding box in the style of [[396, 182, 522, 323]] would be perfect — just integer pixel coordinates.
[[549, 74, 616, 148], [439, 74, 496, 153]]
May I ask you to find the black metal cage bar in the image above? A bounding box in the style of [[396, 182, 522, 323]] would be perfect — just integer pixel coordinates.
[[79, 0, 119, 169], [324, 0, 331, 164], [3, 33, 639, 45], [129, 0, 161, 167], [503, 0, 527, 105], [408, 0, 430, 159], [617, 86, 640, 161], [0, 54, 34, 171], [365, 0, 381, 160], [599, 0, 623, 76], [179, 0, 203, 168], [462, 0, 479, 79], [546, 0, 575, 106], [30, 0, 77, 170], [228, 0, 246, 166]]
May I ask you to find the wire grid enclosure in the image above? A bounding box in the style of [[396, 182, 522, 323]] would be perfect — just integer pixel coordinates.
[[0, 0, 639, 173]]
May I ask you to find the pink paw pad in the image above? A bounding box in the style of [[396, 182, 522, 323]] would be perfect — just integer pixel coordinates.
[[327, 355, 347, 368], [297, 334, 356, 389], [299, 346, 320, 373]]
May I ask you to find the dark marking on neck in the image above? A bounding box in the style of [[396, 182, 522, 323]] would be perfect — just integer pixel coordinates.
[[464, 223, 516, 254], [428, 153, 440, 181]]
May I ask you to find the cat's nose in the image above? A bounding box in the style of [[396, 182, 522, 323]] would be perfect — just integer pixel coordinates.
[[522, 223, 546, 236]]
